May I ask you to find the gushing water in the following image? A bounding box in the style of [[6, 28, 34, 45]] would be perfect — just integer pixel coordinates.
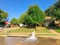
[[26, 31, 37, 41]]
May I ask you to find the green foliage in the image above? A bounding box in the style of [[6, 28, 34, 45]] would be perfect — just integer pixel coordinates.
[[55, 28, 60, 33], [0, 9, 8, 22], [10, 18, 19, 25], [19, 5, 46, 27], [55, 0, 60, 9], [45, 0, 60, 20], [45, 5, 56, 16], [19, 13, 27, 23], [56, 9, 60, 20]]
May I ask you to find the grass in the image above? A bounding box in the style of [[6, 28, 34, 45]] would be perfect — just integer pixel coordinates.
[[7, 27, 57, 36], [36, 34, 57, 36], [55, 28, 60, 33], [8, 28, 34, 33], [0, 27, 58, 36], [35, 29, 50, 33], [8, 27, 50, 33]]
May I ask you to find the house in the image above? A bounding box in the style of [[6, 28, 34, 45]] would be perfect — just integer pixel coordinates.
[[43, 16, 60, 28], [19, 23, 27, 28], [43, 16, 52, 27], [43, 16, 56, 28], [54, 20, 60, 27]]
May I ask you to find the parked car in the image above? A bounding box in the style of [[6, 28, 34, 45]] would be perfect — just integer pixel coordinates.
[[19, 24, 24, 28], [19, 24, 27, 28]]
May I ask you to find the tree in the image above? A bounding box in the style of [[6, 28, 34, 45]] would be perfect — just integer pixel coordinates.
[[54, 0, 60, 20], [45, 5, 56, 17], [19, 5, 46, 28], [0, 9, 8, 22], [10, 18, 19, 25], [45, 0, 60, 20], [0, 9, 8, 27], [55, 0, 60, 9], [56, 9, 60, 20], [19, 13, 27, 24]]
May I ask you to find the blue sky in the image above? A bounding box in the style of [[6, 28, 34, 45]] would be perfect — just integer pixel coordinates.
[[0, 0, 56, 21]]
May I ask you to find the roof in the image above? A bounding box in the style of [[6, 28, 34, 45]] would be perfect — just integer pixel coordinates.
[[45, 16, 52, 20]]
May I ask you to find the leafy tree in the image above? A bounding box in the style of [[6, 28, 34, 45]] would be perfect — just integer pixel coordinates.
[[45, 5, 56, 16], [19, 5, 46, 28], [10, 18, 19, 25], [54, 0, 60, 20], [19, 13, 27, 24], [45, 0, 60, 20], [0, 9, 8, 26], [0, 9, 8, 22], [55, 0, 60, 9], [56, 9, 60, 20]]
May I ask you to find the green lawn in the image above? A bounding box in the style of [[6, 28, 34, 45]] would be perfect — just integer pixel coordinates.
[[8, 28, 34, 33], [0, 27, 58, 36], [8, 28, 50, 33], [55, 28, 60, 33], [37, 34, 57, 36], [7, 28, 57, 36]]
